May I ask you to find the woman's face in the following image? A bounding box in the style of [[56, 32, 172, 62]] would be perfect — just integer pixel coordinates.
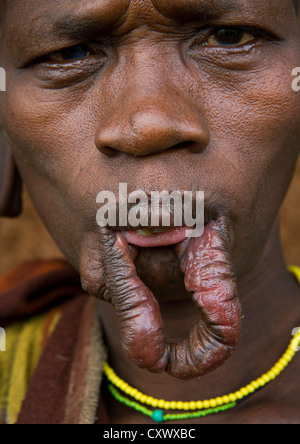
[[1, 0, 300, 295]]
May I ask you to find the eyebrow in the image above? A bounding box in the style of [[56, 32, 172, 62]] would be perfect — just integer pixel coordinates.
[[53, 15, 112, 41], [51, 0, 243, 41]]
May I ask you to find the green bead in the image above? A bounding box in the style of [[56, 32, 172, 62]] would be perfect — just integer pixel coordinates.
[[152, 410, 164, 423]]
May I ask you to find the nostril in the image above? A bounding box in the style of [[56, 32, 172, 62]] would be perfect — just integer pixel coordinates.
[[173, 141, 201, 153], [173, 141, 194, 149], [100, 146, 119, 158]]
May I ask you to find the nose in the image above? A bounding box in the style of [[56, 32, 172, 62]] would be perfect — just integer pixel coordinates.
[[95, 87, 210, 158]]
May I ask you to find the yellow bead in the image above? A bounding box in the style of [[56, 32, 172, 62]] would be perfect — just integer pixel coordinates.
[[273, 364, 281, 373], [209, 399, 217, 408], [196, 401, 204, 409], [216, 397, 224, 405], [240, 388, 249, 397], [203, 401, 210, 409], [189, 402, 197, 410], [127, 387, 134, 396], [131, 389, 138, 398], [222, 396, 230, 404], [280, 358, 288, 366], [176, 401, 184, 410], [247, 384, 256, 393], [276, 363, 284, 372], [136, 393, 142, 401], [157, 400, 165, 409], [268, 371, 277, 380], [170, 401, 177, 410], [229, 394, 237, 402], [140, 395, 147, 403], [261, 375, 270, 384], [246, 386, 254, 394], [235, 391, 243, 400], [164, 402, 171, 410], [283, 354, 292, 362], [182, 402, 190, 411], [152, 399, 159, 408]]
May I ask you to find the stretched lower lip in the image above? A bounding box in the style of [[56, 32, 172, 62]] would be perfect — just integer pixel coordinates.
[[122, 226, 193, 247]]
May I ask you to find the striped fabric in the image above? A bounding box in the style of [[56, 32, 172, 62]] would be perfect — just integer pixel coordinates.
[[0, 260, 107, 424], [0, 309, 61, 424]]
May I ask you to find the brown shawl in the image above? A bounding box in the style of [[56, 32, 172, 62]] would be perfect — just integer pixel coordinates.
[[0, 259, 109, 424]]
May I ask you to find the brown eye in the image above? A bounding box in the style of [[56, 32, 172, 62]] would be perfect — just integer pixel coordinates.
[[206, 29, 254, 47], [46, 45, 91, 63]]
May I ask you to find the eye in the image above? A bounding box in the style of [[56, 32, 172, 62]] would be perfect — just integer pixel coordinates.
[[206, 28, 255, 47], [58, 45, 90, 61], [42, 45, 91, 63]]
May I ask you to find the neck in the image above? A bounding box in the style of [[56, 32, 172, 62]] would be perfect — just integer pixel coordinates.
[[97, 222, 300, 412]]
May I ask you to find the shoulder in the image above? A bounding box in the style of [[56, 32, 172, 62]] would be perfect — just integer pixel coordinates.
[[0, 260, 100, 424], [0, 259, 82, 326]]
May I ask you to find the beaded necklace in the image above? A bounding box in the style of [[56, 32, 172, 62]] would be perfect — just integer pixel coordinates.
[[103, 266, 300, 423]]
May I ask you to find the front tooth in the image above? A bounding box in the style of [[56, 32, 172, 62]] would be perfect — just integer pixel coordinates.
[[137, 228, 155, 237], [153, 228, 172, 233]]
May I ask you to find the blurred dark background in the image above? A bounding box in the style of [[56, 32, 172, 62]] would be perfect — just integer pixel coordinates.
[[1, 158, 300, 276]]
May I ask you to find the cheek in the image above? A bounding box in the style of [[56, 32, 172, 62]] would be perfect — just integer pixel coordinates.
[[206, 56, 300, 204], [2, 80, 114, 222], [195, 59, 300, 275], [1, 83, 110, 261], [3, 83, 93, 177]]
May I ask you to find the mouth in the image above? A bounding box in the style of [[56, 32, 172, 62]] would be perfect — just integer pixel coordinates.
[[122, 225, 194, 248], [80, 199, 241, 380]]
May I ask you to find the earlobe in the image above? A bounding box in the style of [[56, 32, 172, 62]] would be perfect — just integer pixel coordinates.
[[0, 128, 22, 217]]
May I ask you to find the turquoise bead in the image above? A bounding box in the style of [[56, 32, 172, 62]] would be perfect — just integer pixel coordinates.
[[152, 410, 164, 423]]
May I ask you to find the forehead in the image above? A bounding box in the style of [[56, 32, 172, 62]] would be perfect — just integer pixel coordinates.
[[0, 0, 296, 57], [1, 0, 295, 30], [0, 0, 296, 69]]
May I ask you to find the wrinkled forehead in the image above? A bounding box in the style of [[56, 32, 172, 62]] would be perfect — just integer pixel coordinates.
[[0, 0, 298, 29], [0, 0, 298, 58]]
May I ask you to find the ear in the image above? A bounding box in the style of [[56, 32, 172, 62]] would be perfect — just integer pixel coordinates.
[[0, 127, 22, 217]]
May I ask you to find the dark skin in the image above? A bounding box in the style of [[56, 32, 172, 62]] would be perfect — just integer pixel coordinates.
[[1, 0, 300, 424]]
